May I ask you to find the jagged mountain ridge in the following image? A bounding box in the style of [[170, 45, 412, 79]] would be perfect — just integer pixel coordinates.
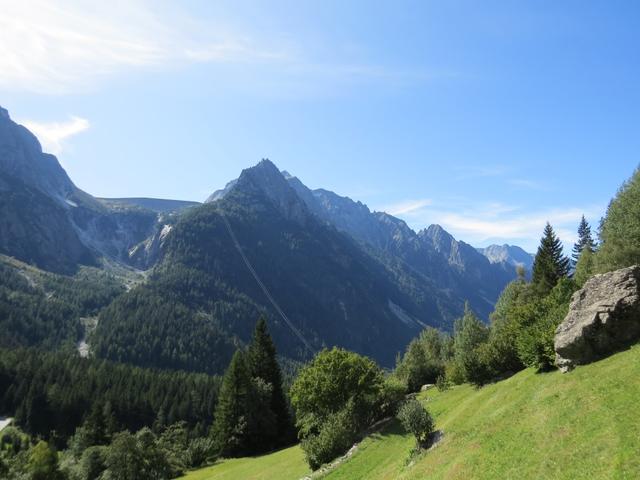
[[212, 163, 519, 319], [0, 107, 174, 272], [477, 244, 535, 272]]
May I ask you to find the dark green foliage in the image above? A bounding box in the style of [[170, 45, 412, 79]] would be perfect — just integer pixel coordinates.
[[452, 304, 491, 386], [291, 348, 387, 468], [210, 350, 262, 457], [596, 167, 640, 272], [532, 223, 570, 295], [0, 262, 124, 350], [572, 215, 596, 266], [394, 328, 450, 392], [101, 429, 171, 480], [378, 377, 407, 417], [290, 348, 385, 441], [28, 440, 64, 480], [516, 278, 577, 371], [300, 401, 358, 470], [247, 317, 295, 447], [396, 399, 434, 448], [483, 280, 534, 376], [0, 348, 220, 445], [574, 246, 595, 287], [93, 285, 237, 375]]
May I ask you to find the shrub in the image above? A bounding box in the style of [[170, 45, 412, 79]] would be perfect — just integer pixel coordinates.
[[291, 348, 386, 469], [394, 328, 449, 392], [396, 399, 434, 449], [378, 376, 407, 417], [435, 374, 451, 392], [290, 348, 385, 438], [185, 437, 217, 468], [443, 360, 465, 385], [300, 403, 358, 470]]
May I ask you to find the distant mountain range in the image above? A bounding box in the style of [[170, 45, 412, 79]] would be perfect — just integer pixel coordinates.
[[477, 244, 535, 272], [0, 105, 532, 371]]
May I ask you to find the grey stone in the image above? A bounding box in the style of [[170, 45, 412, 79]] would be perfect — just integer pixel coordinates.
[[555, 265, 640, 372]]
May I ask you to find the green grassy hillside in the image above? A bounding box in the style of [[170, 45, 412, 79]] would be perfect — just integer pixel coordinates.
[[183, 345, 640, 480]]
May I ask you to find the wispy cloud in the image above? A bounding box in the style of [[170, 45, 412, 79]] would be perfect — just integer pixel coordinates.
[[0, 1, 442, 95], [383, 198, 433, 216], [0, 0, 290, 94], [20, 116, 90, 155]]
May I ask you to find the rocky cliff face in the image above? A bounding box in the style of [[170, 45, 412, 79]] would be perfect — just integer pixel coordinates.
[[0, 106, 160, 272], [555, 265, 640, 372]]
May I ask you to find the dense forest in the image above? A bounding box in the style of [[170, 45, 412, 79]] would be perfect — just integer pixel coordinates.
[[0, 261, 125, 350]]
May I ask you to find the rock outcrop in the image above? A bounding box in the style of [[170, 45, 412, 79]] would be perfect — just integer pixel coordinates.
[[555, 265, 640, 372]]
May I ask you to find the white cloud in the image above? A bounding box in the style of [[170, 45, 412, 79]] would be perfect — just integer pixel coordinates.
[[20, 116, 90, 154], [382, 198, 433, 216], [0, 1, 446, 96], [0, 0, 289, 94]]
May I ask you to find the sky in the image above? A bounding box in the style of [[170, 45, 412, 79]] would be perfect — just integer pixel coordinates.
[[1, 0, 639, 251]]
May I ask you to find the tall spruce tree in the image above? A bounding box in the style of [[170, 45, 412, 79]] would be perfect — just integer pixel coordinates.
[[247, 317, 294, 446], [532, 223, 570, 295], [571, 215, 596, 266], [210, 350, 254, 457]]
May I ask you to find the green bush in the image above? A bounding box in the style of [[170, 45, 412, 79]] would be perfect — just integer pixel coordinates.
[[291, 348, 386, 469], [396, 399, 434, 448], [300, 403, 358, 470], [378, 376, 407, 417], [394, 328, 449, 392], [435, 374, 451, 392], [291, 347, 385, 438]]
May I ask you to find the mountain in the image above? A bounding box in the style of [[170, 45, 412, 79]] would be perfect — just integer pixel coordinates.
[[0, 105, 528, 373], [285, 173, 516, 318], [94, 160, 452, 371], [0, 106, 189, 272], [478, 244, 535, 273]]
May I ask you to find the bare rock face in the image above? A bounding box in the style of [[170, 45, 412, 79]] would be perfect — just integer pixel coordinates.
[[555, 265, 640, 372]]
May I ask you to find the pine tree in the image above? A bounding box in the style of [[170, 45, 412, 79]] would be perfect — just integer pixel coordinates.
[[532, 223, 570, 295], [247, 316, 294, 447], [210, 350, 254, 457], [571, 215, 596, 266]]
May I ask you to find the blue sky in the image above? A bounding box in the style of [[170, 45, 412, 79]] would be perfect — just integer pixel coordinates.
[[1, 0, 639, 251]]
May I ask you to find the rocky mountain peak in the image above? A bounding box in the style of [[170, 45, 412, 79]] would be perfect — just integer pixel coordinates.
[[0, 106, 9, 120], [419, 224, 455, 253]]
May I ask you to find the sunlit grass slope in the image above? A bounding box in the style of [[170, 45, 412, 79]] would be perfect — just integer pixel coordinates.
[[184, 345, 640, 480], [180, 444, 310, 480], [326, 344, 640, 480]]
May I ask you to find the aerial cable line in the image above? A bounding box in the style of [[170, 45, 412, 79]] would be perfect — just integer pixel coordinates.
[[220, 211, 314, 355]]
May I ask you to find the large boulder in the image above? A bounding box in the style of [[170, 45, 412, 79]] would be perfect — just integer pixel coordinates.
[[555, 265, 640, 372]]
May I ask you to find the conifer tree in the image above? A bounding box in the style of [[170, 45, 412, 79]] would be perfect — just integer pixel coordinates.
[[571, 215, 596, 266], [596, 167, 640, 272], [247, 316, 294, 446], [532, 223, 570, 295], [210, 350, 254, 457]]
